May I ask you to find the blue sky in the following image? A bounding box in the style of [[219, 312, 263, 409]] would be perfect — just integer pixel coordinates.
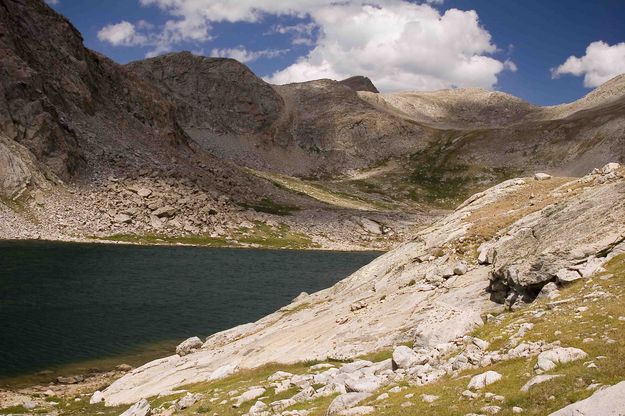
[[47, 0, 625, 105]]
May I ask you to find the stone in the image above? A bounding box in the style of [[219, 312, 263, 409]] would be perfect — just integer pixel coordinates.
[[268, 371, 293, 381], [473, 338, 490, 350], [376, 393, 389, 401], [340, 360, 372, 373], [90, 390, 104, 404], [556, 268, 582, 284], [422, 394, 439, 403], [534, 173, 552, 181], [326, 392, 371, 416], [113, 214, 132, 224], [137, 188, 152, 198], [601, 162, 621, 174], [338, 406, 376, 415], [248, 400, 268, 416], [176, 393, 202, 410], [56, 376, 79, 384], [153, 205, 176, 218], [521, 375, 562, 392], [176, 336, 203, 356], [482, 405, 501, 414], [116, 364, 133, 372], [392, 346, 427, 369], [549, 381, 625, 415], [538, 282, 560, 299], [454, 262, 468, 276], [512, 407, 524, 414], [536, 348, 587, 372], [350, 300, 368, 312], [468, 371, 502, 390], [345, 377, 382, 393], [120, 398, 150, 416]]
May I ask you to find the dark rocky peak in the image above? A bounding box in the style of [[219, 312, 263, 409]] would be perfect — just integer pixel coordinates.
[[126, 52, 284, 135], [339, 76, 380, 93]]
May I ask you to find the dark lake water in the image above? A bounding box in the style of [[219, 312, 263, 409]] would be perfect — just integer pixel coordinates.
[[0, 241, 380, 382]]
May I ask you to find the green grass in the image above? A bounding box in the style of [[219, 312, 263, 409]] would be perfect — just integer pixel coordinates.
[[244, 168, 386, 211], [240, 198, 300, 216], [96, 222, 319, 250]]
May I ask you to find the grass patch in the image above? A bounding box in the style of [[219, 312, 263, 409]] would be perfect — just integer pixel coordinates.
[[240, 198, 300, 216], [96, 222, 319, 250]]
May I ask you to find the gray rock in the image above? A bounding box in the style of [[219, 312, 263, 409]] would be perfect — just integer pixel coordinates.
[[534, 173, 552, 181], [521, 375, 562, 392], [549, 381, 625, 415], [90, 390, 104, 404], [345, 376, 382, 393], [153, 205, 176, 218], [468, 371, 502, 390], [556, 269, 582, 284], [392, 346, 427, 369], [454, 262, 468, 276], [113, 213, 133, 224], [339, 406, 376, 415], [120, 398, 150, 416], [176, 336, 203, 356], [536, 347, 587, 372], [176, 393, 202, 410], [137, 188, 152, 198], [326, 392, 371, 416]]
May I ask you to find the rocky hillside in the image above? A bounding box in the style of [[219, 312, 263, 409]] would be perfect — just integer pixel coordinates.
[[4, 163, 622, 415]]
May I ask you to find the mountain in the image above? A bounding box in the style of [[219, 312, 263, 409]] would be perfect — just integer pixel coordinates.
[[1, 0, 625, 248]]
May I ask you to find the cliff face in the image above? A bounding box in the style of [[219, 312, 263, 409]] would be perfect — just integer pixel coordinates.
[[126, 53, 285, 136], [0, 0, 193, 185]]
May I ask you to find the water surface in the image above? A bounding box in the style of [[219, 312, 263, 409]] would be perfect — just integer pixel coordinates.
[[0, 241, 380, 382]]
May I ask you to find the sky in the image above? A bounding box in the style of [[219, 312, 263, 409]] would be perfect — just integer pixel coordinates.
[[45, 0, 625, 105]]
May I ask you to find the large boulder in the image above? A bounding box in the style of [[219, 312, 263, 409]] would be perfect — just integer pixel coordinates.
[[535, 347, 587, 372], [326, 392, 371, 416], [549, 381, 625, 415], [120, 398, 150, 416], [392, 346, 427, 369], [176, 337, 203, 356], [468, 371, 502, 390]]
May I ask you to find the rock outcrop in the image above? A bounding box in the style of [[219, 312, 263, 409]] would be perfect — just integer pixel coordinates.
[[101, 164, 625, 406]]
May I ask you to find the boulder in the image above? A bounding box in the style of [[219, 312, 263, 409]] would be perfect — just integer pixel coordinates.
[[113, 214, 132, 224], [536, 347, 587, 372], [345, 376, 383, 393], [326, 392, 371, 416], [454, 262, 468, 276], [137, 188, 152, 198], [153, 205, 176, 218], [339, 406, 376, 415], [120, 398, 150, 416], [537, 282, 560, 300], [549, 380, 625, 415], [468, 371, 502, 390], [234, 387, 266, 407], [556, 269, 582, 284], [521, 374, 562, 392], [176, 336, 203, 356], [534, 173, 552, 181], [90, 390, 104, 404], [392, 346, 427, 369], [601, 162, 621, 175], [176, 393, 202, 410]]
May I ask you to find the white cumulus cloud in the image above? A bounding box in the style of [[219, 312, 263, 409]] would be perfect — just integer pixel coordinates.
[[267, 4, 512, 91], [98, 0, 513, 90], [97, 21, 147, 46], [552, 41, 625, 87], [210, 47, 289, 63]]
